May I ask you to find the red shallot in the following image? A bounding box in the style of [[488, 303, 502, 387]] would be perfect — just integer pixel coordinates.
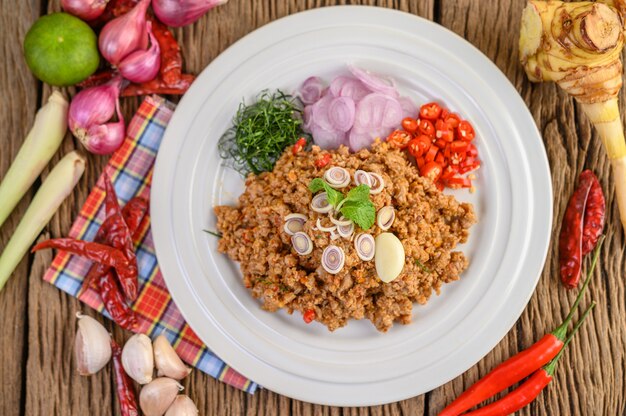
[[68, 76, 126, 155], [299, 76, 325, 105], [62, 0, 110, 20], [152, 0, 229, 27], [99, 0, 150, 65], [118, 21, 161, 83]]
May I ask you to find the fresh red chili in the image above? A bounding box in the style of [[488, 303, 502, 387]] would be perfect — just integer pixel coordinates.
[[417, 119, 435, 137], [32, 239, 136, 283], [435, 119, 454, 142], [292, 137, 307, 155], [420, 162, 443, 182], [386, 129, 412, 149], [303, 309, 315, 324], [439, 242, 602, 416], [425, 146, 438, 163], [315, 153, 332, 168], [401, 117, 419, 133], [444, 113, 461, 129], [457, 120, 475, 141], [559, 170, 604, 288], [419, 102, 442, 120], [580, 171, 605, 256], [111, 339, 140, 416]]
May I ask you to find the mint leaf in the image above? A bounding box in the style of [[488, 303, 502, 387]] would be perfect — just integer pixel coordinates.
[[345, 185, 371, 202], [340, 199, 375, 229], [309, 178, 344, 207]]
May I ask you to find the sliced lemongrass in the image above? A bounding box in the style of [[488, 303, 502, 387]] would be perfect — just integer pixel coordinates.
[[283, 213, 307, 235], [291, 232, 313, 255], [354, 169, 372, 187], [311, 192, 333, 214], [329, 213, 352, 227], [377, 206, 395, 231], [368, 172, 385, 194], [324, 167, 350, 188], [316, 218, 337, 233], [354, 233, 375, 261], [337, 222, 354, 239], [322, 245, 345, 274], [329, 229, 341, 241]]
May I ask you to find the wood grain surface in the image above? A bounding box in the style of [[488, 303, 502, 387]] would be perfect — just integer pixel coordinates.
[[0, 0, 624, 414]]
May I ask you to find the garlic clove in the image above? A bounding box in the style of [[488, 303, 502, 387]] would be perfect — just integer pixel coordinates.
[[140, 377, 184, 416], [75, 313, 112, 376], [165, 395, 198, 416], [122, 333, 154, 384], [154, 334, 191, 380]]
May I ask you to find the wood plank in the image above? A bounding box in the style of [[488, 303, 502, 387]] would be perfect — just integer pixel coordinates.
[[0, 1, 43, 415], [435, 0, 626, 415]]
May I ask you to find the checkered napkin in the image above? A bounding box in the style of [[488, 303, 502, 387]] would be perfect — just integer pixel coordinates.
[[42, 95, 257, 393]]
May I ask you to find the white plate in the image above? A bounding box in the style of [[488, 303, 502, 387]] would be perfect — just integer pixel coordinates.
[[151, 6, 552, 406]]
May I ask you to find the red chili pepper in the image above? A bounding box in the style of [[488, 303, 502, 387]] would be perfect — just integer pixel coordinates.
[[580, 171, 605, 256], [401, 117, 419, 133], [559, 170, 605, 288], [315, 153, 332, 168], [32, 239, 136, 284], [457, 120, 476, 141], [439, 242, 602, 416], [77, 70, 117, 89], [435, 119, 454, 142], [419, 102, 442, 120], [425, 146, 438, 163], [386, 129, 412, 149], [462, 301, 596, 416], [444, 113, 461, 129], [111, 339, 140, 416], [442, 176, 471, 189], [292, 137, 307, 155], [420, 161, 443, 182], [99, 271, 138, 331], [303, 309, 316, 324], [417, 119, 435, 137], [450, 141, 468, 153]]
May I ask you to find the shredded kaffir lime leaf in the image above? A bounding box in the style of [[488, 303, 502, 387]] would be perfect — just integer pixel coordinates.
[[218, 90, 306, 175]]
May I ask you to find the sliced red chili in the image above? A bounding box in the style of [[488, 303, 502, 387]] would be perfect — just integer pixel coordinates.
[[386, 129, 412, 149], [406, 138, 422, 158], [458, 120, 476, 141], [425, 146, 438, 162], [443, 176, 472, 189], [450, 140, 468, 153], [435, 119, 454, 142], [315, 153, 331, 168], [420, 161, 443, 182], [303, 309, 316, 324], [416, 156, 425, 168], [435, 138, 447, 149], [435, 153, 445, 165], [467, 143, 479, 157], [444, 113, 461, 129], [419, 102, 442, 120], [417, 119, 435, 137], [292, 137, 306, 155], [401, 117, 418, 134]]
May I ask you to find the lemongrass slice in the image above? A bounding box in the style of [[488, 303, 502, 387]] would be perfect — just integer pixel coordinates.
[[322, 245, 345, 274], [368, 172, 385, 194], [283, 213, 307, 235], [354, 233, 375, 261], [337, 222, 354, 239], [377, 206, 395, 231], [329, 213, 352, 227], [354, 170, 372, 187], [311, 192, 333, 213], [324, 167, 351, 188], [316, 218, 337, 233], [291, 232, 313, 255], [329, 229, 341, 240]]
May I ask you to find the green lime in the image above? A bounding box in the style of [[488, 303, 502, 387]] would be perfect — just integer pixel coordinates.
[[24, 13, 100, 86]]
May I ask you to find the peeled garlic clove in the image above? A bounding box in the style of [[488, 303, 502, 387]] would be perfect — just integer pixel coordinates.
[[374, 232, 405, 283], [122, 333, 154, 384], [140, 377, 184, 416], [75, 313, 112, 375], [165, 395, 198, 416], [154, 334, 191, 380]]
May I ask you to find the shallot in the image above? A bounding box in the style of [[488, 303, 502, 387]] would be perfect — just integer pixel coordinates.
[[300, 65, 416, 151], [118, 21, 161, 84], [152, 0, 229, 27], [68, 76, 126, 155], [99, 0, 150, 65], [62, 0, 110, 20]]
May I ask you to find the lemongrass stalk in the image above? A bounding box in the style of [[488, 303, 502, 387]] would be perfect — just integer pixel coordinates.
[[0, 91, 68, 229], [0, 151, 85, 291]]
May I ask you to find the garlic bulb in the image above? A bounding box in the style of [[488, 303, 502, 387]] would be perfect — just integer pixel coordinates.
[[122, 333, 154, 384], [75, 313, 112, 375], [165, 395, 198, 416], [154, 334, 191, 380], [140, 377, 184, 416]]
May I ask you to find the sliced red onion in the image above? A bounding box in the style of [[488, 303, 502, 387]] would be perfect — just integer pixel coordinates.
[[303, 105, 313, 131], [291, 232, 313, 256], [377, 206, 396, 231], [348, 65, 399, 97], [368, 172, 385, 194], [324, 167, 350, 188], [311, 192, 333, 214], [329, 76, 371, 101], [316, 218, 337, 233], [353, 93, 403, 132], [310, 124, 346, 150], [311, 95, 334, 131], [354, 170, 373, 187], [398, 96, 418, 118], [354, 233, 375, 261], [328, 97, 355, 133], [299, 76, 325, 105], [330, 213, 352, 227], [337, 222, 354, 239], [322, 245, 345, 274], [283, 213, 307, 236]]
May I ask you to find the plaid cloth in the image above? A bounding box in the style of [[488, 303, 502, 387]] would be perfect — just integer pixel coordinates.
[[42, 95, 257, 393]]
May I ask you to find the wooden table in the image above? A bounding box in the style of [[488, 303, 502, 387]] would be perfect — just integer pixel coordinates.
[[1, 0, 625, 414]]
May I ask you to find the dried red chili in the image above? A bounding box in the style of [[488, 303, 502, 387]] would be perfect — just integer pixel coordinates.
[[99, 271, 138, 331], [111, 339, 140, 416], [559, 170, 605, 288]]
